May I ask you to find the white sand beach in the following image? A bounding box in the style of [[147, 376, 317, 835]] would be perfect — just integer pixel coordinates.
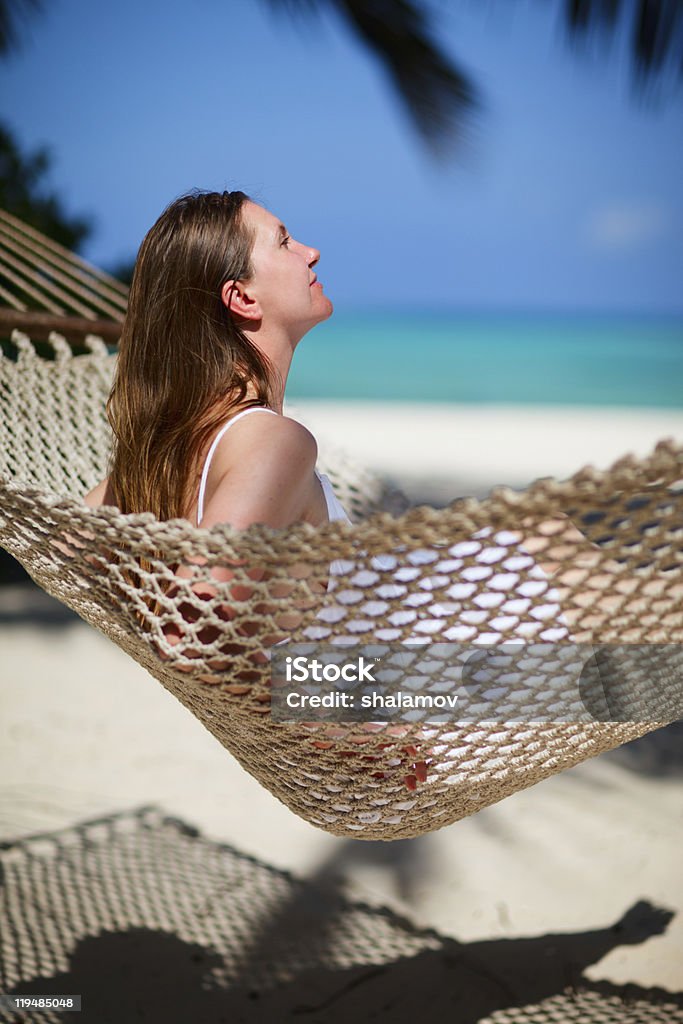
[[289, 400, 683, 504], [1, 402, 682, 1010]]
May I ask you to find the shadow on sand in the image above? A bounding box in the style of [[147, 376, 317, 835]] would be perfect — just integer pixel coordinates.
[[1, 807, 680, 1023]]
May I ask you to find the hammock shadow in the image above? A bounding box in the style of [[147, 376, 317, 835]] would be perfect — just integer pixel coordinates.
[[1, 808, 680, 1023], [4, 900, 679, 1023], [0, 547, 28, 585], [601, 719, 683, 777], [313, 833, 436, 907], [1, 547, 80, 626], [0, 579, 79, 626]]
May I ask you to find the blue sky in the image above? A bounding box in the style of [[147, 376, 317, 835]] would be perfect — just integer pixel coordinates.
[[1, 0, 681, 313]]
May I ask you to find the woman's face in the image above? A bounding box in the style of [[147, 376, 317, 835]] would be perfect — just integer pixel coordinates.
[[238, 201, 333, 337]]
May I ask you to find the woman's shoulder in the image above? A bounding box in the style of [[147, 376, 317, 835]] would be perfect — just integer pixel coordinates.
[[272, 411, 318, 459], [200, 410, 319, 529], [84, 476, 117, 509], [211, 407, 318, 472]]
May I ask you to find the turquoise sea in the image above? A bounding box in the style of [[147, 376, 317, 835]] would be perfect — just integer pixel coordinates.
[[287, 312, 683, 408]]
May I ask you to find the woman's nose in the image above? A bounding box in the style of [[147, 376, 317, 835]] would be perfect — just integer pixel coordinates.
[[306, 245, 320, 267]]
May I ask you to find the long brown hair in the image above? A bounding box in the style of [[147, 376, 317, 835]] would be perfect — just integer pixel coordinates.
[[107, 190, 278, 521]]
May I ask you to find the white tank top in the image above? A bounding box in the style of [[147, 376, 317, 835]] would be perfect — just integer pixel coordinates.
[[196, 406, 352, 527]]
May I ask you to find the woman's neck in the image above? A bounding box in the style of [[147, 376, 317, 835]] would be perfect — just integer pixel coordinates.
[[242, 323, 300, 415]]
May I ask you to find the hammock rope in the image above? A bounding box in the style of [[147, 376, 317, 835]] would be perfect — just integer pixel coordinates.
[[1, 332, 681, 840], [0, 208, 127, 341]]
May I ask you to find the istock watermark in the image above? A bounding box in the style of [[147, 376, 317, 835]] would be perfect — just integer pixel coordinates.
[[270, 642, 683, 725], [284, 654, 379, 683]]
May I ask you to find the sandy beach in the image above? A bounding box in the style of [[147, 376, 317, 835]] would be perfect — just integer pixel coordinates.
[[289, 400, 683, 504], [1, 402, 682, 1015]]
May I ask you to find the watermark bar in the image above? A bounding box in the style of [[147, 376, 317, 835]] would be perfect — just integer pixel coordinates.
[[270, 642, 683, 724], [0, 995, 81, 1012]]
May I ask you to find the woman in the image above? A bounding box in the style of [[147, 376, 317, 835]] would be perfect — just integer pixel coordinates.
[[85, 189, 427, 787], [85, 190, 340, 533], [86, 190, 612, 792]]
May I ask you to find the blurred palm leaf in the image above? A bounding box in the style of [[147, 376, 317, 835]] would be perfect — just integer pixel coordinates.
[[267, 0, 478, 156], [564, 0, 683, 80], [268, 0, 683, 151], [0, 0, 41, 54], [0, 123, 92, 250], [1, 0, 681, 151]]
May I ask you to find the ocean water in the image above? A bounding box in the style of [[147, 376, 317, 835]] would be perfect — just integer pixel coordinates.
[[287, 312, 683, 408]]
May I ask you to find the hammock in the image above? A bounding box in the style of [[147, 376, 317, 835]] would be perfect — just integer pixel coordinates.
[[1, 332, 681, 841]]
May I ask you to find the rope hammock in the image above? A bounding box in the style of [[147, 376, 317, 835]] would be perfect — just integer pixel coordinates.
[[0, 207, 126, 342], [1, 332, 681, 841]]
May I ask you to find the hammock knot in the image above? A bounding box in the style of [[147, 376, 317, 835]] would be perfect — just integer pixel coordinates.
[[45, 331, 73, 363]]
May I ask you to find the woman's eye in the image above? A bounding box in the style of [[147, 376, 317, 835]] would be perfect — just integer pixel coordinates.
[[281, 236, 291, 247]]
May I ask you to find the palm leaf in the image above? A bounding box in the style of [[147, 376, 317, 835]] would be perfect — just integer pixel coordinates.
[[266, 0, 478, 156], [562, 0, 683, 80], [0, 0, 42, 55], [268, 0, 682, 154]]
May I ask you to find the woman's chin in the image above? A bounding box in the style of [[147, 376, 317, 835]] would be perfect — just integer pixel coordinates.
[[302, 298, 334, 336]]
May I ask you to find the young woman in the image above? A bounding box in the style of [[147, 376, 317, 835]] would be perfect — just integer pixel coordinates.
[[85, 190, 427, 787], [85, 189, 608, 791], [85, 190, 342, 534]]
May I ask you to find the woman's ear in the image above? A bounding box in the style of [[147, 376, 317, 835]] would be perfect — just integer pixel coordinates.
[[221, 280, 262, 321]]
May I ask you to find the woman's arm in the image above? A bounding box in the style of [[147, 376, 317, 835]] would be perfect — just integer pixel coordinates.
[[161, 417, 327, 672]]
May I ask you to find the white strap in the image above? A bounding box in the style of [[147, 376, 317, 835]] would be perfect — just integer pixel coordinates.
[[197, 407, 277, 526], [316, 471, 352, 524]]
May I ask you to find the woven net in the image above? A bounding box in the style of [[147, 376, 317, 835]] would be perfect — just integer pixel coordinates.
[[0, 807, 681, 1023], [0, 207, 127, 342], [0, 334, 682, 840]]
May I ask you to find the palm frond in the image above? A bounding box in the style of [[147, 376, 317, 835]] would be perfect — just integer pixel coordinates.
[[267, 0, 478, 157], [566, 0, 622, 32], [562, 0, 683, 81], [0, 0, 43, 55], [337, 0, 478, 156]]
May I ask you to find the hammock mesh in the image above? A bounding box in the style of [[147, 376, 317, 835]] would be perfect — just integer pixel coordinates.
[[0, 207, 127, 342], [0, 333, 681, 841], [1, 807, 681, 1023]]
